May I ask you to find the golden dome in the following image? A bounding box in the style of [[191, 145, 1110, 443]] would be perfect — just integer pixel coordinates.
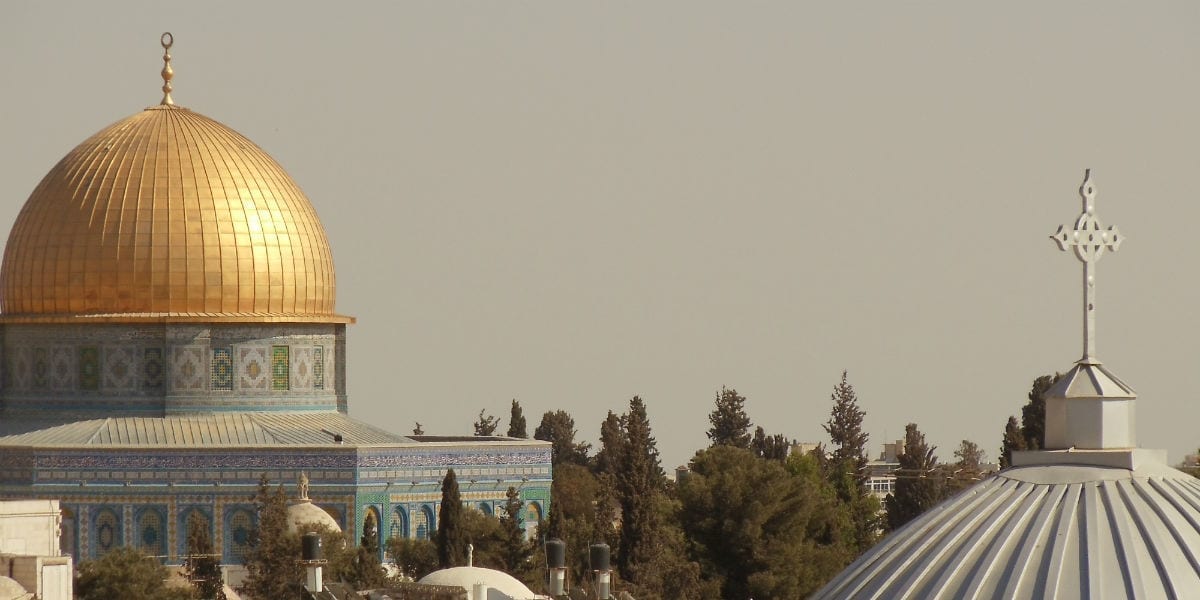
[[0, 104, 347, 323]]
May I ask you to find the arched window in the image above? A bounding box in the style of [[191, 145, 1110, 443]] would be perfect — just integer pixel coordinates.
[[413, 506, 433, 540], [389, 507, 408, 540], [93, 507, 122, 558], [227, 508, 255, 563], [478, 502, 493, 517], [60, 507, 76, 558], [135, 508, 166, 560], [362, 507, 380, 547], [524, 502, 542, 541], [179, 509, 213, 559]]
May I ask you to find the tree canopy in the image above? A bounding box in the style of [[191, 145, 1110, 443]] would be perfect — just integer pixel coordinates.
[[436, 469, 468, 568], [474, 409, 500, 436], [534, 410, 591, 466], [184, 512, 226, 600], [507, 399, 528, 438], [679, 446, 857, 599], [885, 423, 946, 531], [243, 476, 302, 600], [76, 547, 190, 600], [706, 386, 752, 448]]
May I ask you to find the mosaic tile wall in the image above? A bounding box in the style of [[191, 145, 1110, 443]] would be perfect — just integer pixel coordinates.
[[0, 323, 344, 415], [0, 443, 552, 565]]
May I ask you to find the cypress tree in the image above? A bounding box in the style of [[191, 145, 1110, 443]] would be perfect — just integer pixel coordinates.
[[615, 396, 665, 583], [436, 469, 468, 567], [706, 386, 753, 448], [184, 512, 226, 600], [507, 399, 528, 438], [243, 476, 301, 600], [999, 415, 1027, 468], [823, 370, 869, 483]]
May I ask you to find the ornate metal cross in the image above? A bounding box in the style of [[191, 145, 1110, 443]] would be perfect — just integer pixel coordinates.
[[1050, 169, 1124, 364]]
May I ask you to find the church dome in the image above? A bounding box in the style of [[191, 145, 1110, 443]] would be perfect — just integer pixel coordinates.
[[815, 461, 1200, 598], [0, 103, 345, 322]]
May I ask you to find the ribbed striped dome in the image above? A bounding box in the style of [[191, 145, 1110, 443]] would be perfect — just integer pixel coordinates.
[[815, 462, 1200, 598], [0, 104, 343, 321]]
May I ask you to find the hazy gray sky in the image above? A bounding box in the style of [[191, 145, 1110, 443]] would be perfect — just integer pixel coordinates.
[[2, 2, 1198, 470]]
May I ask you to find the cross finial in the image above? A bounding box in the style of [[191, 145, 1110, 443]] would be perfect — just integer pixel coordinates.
[[1049, 169, 1125, 363]]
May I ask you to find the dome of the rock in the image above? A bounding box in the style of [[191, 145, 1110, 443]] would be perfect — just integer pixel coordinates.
[[0, 104, 343, 322]]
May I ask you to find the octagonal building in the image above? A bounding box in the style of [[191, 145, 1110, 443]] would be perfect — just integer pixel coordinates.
[[0, 35, 551, 571]]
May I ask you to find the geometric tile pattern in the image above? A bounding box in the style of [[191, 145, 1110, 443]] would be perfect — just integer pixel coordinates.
[[170, 346, 204, 392], [79, 346, 100, 391], [94, 507, 120, 557], [49, 346, 75, 391], [103, 346, 137, 392], [210, 347, 233, 391], [271, 345, 289, 391], [226, 508, 255, 563], [313, 346, 325, 390], [143, 347, 164, 390], [237, 346, 268, 391], [136, 508, 165, 558], [10, 346, 31, 390], [32, 347, 47, 389], [292, 346, 313, 390]]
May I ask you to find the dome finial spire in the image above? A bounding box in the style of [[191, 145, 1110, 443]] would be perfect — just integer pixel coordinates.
[[159, 32, 175, 106]]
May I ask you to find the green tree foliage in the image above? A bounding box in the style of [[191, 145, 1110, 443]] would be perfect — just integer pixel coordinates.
[[76, 547, 190, 600], [1021, 374, 1059, 450], [184, 512, 226, 600], [545, 463, 603, 584], [1000, 416, 1027, 469], [474, 409, 500, 436], [499, 487, 533, 577], [593, 411, 626, 476], [821, 371, 878, 550], [436, 469, 468, 567], [946, 439, 987, 493], [339, 514, 387, 589], [678, 447, 856, 599], [243, 476, 302, 600], [751, 425, 791, 461], [386, 537, 438, 580], [823, 371, 869, 478], [885, 423, 946, 531], [706, 386, 752, 448], [1000, 373, 1061, 466], [507, 399, 528, 438], [615, 396, 666, 584], [534, 410, 591, 467], [621, 493, 717, 600]]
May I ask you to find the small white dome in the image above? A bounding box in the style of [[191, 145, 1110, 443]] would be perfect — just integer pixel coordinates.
[[0, 576, 27, 600], [418, 566, 540, 600], [286, 500, 341, 535]]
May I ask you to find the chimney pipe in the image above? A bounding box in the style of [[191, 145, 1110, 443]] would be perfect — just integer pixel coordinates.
[[545, 538, 566, 596], [590, 543, 611, 600], [301, 532, 326, 592]]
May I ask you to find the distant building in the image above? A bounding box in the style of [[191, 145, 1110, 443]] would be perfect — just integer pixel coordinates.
[[0, 499, 72, 599], [865, 440, 903, 501], [0, 34, 551, 574]]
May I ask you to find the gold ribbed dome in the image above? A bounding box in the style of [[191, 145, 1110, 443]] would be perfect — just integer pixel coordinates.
[[0, 104, 346, 322]]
